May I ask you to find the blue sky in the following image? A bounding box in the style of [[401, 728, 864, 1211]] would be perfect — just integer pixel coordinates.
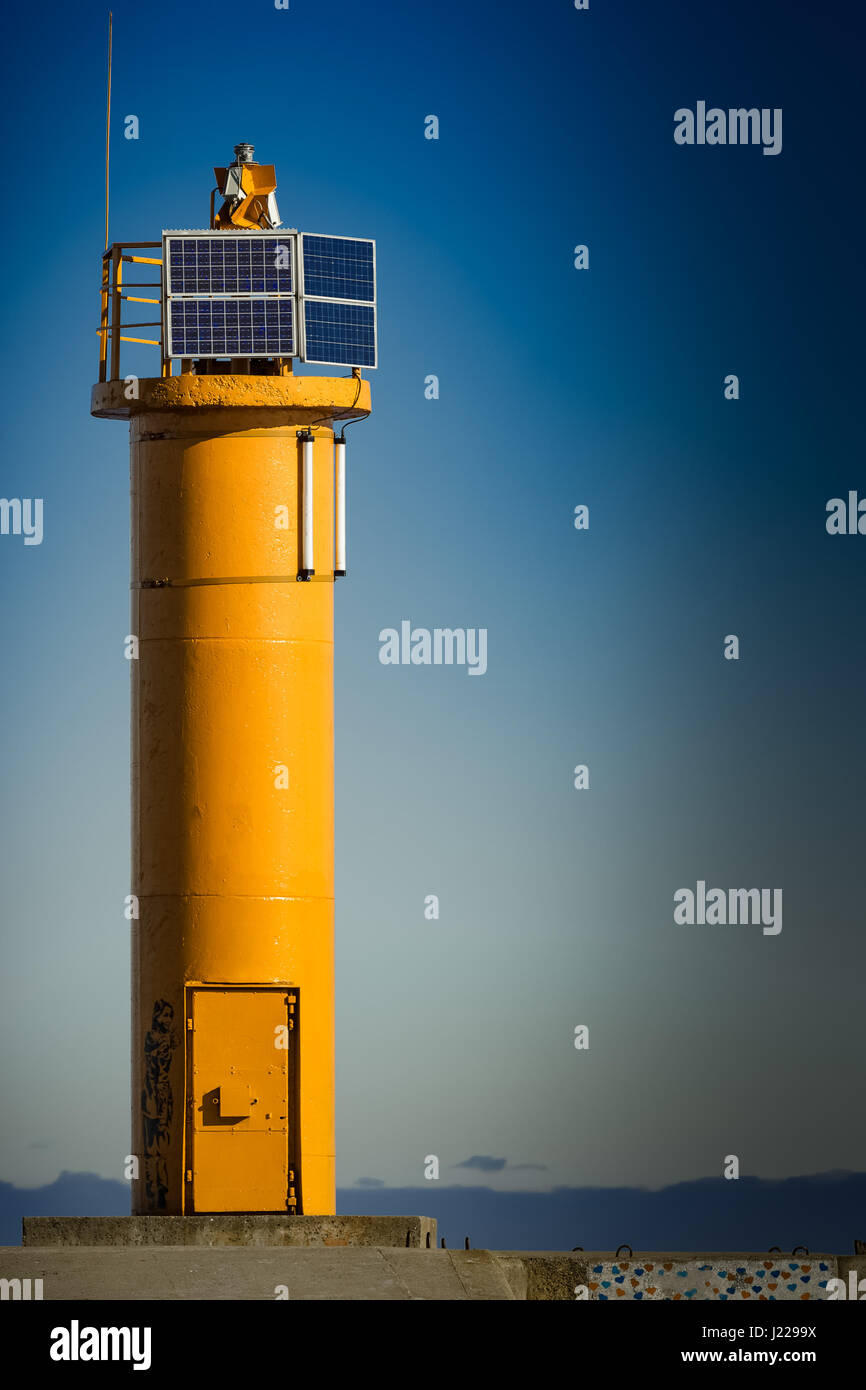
[[0, 0, 863, 1208]]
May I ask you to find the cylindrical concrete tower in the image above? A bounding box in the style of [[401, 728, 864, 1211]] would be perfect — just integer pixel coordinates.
[[92, 373, 370, 1216]]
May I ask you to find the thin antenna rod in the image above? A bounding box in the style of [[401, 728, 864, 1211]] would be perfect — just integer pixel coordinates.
[[105, 12, 112, 250]]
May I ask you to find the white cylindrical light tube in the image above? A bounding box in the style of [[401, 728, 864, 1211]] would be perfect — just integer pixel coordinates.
[[301, 432, 315, 579], [334, 436, 346, 577]]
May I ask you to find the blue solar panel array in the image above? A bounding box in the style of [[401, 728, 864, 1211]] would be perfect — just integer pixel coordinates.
[[162, 230, 377, 365], [168, 298, 295, 357], [165, 235, 293, 295], [301, 235, 375, 303], [303, 300, 376, 368]]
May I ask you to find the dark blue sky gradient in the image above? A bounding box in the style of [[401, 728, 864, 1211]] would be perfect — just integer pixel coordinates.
[[0, 1, 863, 1202]]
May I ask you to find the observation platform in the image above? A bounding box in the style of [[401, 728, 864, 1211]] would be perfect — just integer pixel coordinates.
[[91, 373, 372, 422]]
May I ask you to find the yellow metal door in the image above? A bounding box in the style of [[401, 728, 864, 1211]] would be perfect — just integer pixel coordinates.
[[189, 988, 292, 1212]]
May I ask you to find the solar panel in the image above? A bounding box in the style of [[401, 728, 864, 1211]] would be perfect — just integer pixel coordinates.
[[302, 300, 376, 368], [167, 297, 295, 358], [164, 233, 294, 296], [301, 235, 375, 303], [161, 228, 377, 366]]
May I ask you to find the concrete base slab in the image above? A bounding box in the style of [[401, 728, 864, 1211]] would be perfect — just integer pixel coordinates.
[[1, 1246, 514, 1301], [0, 1247, 849, 1300], [23, 1215, 436, 1250]]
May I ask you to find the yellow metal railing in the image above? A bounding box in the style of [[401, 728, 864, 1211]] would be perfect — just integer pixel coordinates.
[[98, 242, 170, 382]]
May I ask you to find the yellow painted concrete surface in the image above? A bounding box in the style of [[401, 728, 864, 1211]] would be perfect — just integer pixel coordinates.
[[91, 373, 370, 422], [97, 375, 370, 1216]]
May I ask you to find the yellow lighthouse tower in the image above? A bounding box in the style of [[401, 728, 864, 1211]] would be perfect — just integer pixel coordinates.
[[93, 145, 375, 1216]]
